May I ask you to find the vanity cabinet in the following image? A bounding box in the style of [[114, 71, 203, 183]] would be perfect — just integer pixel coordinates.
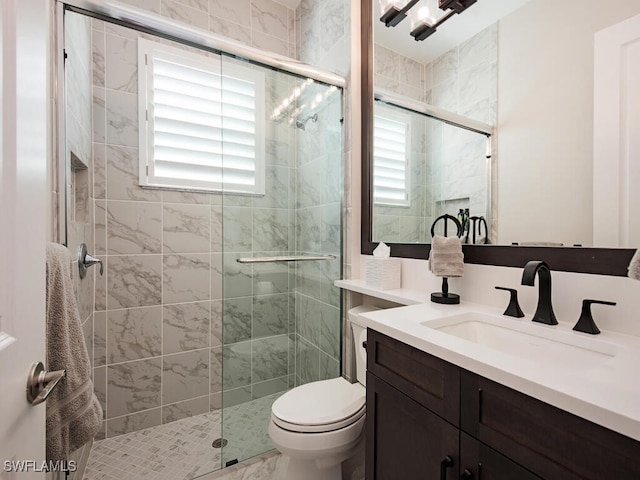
[[366, 329, 640, 480]]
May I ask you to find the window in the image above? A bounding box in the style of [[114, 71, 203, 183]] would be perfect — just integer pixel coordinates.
[[138, 39, 265, 194], [373, 110, 411, 206]]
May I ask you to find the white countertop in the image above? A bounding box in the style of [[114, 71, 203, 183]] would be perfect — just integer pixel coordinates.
[[336, 280, 640, 442]]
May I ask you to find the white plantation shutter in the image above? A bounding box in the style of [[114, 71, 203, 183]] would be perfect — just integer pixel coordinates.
[[139, 39, 265, 194], [373, 112, 410, 206]]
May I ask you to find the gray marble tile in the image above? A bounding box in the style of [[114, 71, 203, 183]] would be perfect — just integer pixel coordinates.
[[320, 0, 344, 54], [94, 311, 107, 367], [319, 351, 339, 381], [94, 255, 107, 311], [105, 34, 137, 93], [211, 299, 223, 347], [107, 357, 161, 418], [210, 345, 222, 393], [163, 301, 211, 354], [107, 255, 162, 309], [252, 335, 288, 382], [223, 206, 252, 252], [162, 396, 209, 425], [295, 257, 322, 300], [296, 206, 322, 253], [374, 45, 399, 80], [92, 29, 105, 88], [209, 0, 251, 27], [93, 365, 107, 417], [211, 205, 223, 253], [106, 145, 161, 201], [163, 254, 211, 304], [211, 252, 224, 300], [106, 408, 161, 438], [251, 31, 289, 57], [253, 293, 288, 339], [458, 61, 496, 112], [82, 316, 94, 369], [209, 16, 251, 45], [161, 189, 211, 205], [92, 87, 106, 144], [320, 255, 341, 308], [210, 392, 222, 411], [459, 23, 497, 72], [319, 303, 340, 360], [253, 208, 289, 252], [107, 306, 162, 364], [107, 200, 162, 254], [296, 335, 319, 385], [162, 349, 209, 404], [265, 137, 292, 167], [253, 166, 289, 209], [432, 49, 458, 87], [106, 90, 137, 147], [222, 386, 251, 408], [119, 0, 161, 14], [295, 293, 321, 346], [223, 341, 252, 390], [252, 261, 289, 295], [172, 0, 208, 12], [163, 203, 211, 253], [161, 0, 208, 29], [93, 142, 106, 200], [94, 199, 107, 255], [251, 0, 289, 41], [223, 297, 252, 344], [252, 376, 288, 400], [321, 203, 341, 255], [222, 253, 251, 298]]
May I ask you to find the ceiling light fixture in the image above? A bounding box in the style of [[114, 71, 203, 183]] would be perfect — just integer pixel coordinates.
[[380, 0, 478, 41]]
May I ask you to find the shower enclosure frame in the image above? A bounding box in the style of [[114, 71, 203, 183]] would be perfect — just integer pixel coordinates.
[[54, 0, 348, 473]]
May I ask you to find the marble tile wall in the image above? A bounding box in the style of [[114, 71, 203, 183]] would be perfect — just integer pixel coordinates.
[[294, 0, 350, 382], [89, 6, 347, 440]]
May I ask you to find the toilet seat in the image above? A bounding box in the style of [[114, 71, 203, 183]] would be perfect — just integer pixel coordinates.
[[271, 378, 365, 433]]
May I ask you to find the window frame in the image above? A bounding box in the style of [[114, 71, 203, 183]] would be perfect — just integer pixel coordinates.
[[137, 38, 266, 195]]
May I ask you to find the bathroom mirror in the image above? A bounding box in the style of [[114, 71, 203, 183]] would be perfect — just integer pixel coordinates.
[[361, 0, 638, 275]]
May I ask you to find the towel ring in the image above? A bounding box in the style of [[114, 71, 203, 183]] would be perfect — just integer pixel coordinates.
[[430, 214, 463, 238]]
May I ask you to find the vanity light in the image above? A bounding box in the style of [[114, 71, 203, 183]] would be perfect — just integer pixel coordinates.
[[382, 0, 478, 41]]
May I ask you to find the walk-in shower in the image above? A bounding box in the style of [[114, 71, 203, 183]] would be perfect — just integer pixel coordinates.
[[59, 2, 345, 478]]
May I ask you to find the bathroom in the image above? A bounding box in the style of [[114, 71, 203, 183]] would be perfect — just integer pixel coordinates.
[[1, 0, 640, 479]]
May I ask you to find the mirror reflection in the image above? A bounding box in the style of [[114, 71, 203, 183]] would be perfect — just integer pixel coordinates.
[[371, 0, 640, 247]]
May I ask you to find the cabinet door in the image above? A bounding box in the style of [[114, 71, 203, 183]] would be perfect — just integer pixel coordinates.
[[366, 373, 459, 480], [459, 432, 542, 480], [461, 371, 640, 480]]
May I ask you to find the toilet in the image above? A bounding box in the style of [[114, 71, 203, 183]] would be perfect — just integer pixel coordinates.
[[268, 305, 380, 480]]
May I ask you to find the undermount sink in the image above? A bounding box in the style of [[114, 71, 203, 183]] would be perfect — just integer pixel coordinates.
[[422, 312, 618, 370]]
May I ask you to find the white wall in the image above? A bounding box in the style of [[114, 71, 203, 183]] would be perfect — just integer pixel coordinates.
[[496, 0, 640, 246]]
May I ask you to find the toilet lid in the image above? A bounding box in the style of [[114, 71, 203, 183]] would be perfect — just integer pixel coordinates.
[[272, 377, 365, 427]]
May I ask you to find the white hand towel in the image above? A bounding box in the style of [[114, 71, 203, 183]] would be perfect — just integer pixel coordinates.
[[629, 249, 640, 280], [429, 235, 464, 277], [46, 243, 103, 461]]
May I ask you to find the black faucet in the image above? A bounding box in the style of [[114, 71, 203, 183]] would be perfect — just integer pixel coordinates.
[[521, 260, 558, 325]]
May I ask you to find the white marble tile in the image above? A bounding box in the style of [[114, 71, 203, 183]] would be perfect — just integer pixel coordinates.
[[209, 16, 251, 45], [432, 49, 458, 87], [107, 306, 162, 363], [161, 0, 209, 29], [93, 87, 106, 144], [106, 200, 162, 254], [320, 0, 344, 55], [163, 254, 211, 304], [163, 301, 211, 354], [162, 395, 209, 424], [107, 358, 162, 418], [251, 0, 289, 41], [105, 34, 138, 93], [209, 0, 251, 27], [162, 349, 209, 404], [106, 408, 162, 438], [458, 23, 497, 72], [107, 254, 162, 309], [374, 44, 398, 81], [106, 145, 161, 202], [106, 90, 138, 147], [92, 29, 106, 88], [250, 30, 289, 57], [163, 203, 211, 253]]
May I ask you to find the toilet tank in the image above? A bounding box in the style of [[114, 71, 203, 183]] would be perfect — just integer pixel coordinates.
[[347, 305, 380, 386]]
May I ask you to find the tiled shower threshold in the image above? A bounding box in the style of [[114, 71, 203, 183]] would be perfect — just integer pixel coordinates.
[[84, 393, 280, 480]]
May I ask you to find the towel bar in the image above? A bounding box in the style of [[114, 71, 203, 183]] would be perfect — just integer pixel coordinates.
[[237, 255, 336, 264]]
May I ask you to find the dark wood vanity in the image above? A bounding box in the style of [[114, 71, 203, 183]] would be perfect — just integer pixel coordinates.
[[365, 329, 640, 479]]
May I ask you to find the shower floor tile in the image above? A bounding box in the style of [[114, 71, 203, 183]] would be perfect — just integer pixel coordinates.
[[84, 393, 281, 480]]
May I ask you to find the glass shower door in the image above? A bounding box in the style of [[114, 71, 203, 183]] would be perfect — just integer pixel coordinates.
[[219, 56, 344, 466]]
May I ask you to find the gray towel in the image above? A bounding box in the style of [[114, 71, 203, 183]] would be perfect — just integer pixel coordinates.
[[46, 243, 102, 461], [629, 249, 640, 280], [429, 235, 464, 277]]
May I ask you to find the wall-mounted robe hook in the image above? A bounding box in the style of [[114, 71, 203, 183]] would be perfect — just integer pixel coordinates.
[[78, 243, 103, 279]]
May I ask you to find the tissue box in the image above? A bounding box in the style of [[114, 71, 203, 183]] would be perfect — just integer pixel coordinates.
[[365, 257, 401, 290]]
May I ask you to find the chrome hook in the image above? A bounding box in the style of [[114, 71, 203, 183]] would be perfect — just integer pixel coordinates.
[[78, 243, 103, 279]]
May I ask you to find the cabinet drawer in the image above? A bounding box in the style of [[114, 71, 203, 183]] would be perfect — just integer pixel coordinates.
[[367, 329, 460, 425], [461, 371, 640, 480]]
